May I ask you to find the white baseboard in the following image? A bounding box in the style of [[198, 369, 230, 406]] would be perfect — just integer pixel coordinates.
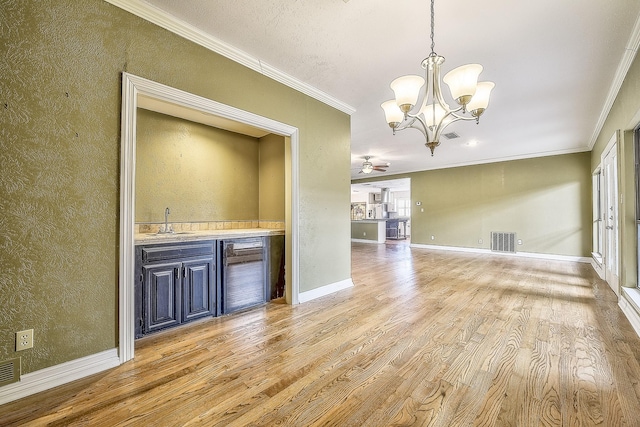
[[409, 243, 591, 263], [591, 258, 605, 279], [351, 238, 381, 244], [0, 348, 120, 405], [298, 278, 354, 303], [620, 288, 640, 339]]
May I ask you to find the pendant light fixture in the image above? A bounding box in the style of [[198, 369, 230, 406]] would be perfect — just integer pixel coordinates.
[[381, 0, 495, 156]]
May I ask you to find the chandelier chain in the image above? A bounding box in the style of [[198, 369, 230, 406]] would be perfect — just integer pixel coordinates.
[[430, 0, 436, 56]]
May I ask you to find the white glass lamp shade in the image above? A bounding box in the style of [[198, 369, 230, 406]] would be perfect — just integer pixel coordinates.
[[467, 81, 495, 118], [362, 163, 373, 174], [381, 100, 404, 127], [390, 75, 425, 113], [420, 102, 449, 128], [443, 64, 483, 106]]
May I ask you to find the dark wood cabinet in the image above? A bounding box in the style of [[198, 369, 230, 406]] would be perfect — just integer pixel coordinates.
[[135, 241, 215, 338], [143, 262, 181, 334], [135, 234, 283, 337], [182, 258, 215, 322]]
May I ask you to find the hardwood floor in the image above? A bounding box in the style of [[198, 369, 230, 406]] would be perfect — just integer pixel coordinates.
[[3, 243, 640, 426]]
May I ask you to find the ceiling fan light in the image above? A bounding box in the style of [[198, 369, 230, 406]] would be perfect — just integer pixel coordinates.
[[381, 100, 404, 127], [443, 64, 483, 106], [390, 75, 425, 113], [467, 81, 495, 117]]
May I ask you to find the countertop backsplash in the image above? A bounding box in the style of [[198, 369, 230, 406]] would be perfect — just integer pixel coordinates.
[[135, 220, 285, 234]]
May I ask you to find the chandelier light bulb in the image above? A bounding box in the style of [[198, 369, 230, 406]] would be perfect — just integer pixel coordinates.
[[380, 100, 404, 128], [442, 64, 483, 108], [390, 75, 425, 113], [420, 102, 448, 128], [467, 81, 495, 118]]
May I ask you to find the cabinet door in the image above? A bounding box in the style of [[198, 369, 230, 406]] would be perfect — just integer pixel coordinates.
[[143, 262, 182, 334], [182, 257, 215, 322]]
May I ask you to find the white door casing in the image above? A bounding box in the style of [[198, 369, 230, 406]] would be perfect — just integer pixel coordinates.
[[119, 73, 300, 363], [602, 133, 620, 295]]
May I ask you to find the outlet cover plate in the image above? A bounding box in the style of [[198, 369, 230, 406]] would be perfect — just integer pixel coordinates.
[[16, 329, 34, 351]]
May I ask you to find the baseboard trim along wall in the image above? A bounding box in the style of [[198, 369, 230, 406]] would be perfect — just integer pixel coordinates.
[[620, 288, 640, 339], [0, 348, 120, 405], [409, 243, 591, 263], [298, 278, 355, 303], [350, 238, 380, 244]]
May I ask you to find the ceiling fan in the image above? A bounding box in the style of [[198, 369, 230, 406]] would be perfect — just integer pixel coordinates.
[[359, 156, 389, 174]]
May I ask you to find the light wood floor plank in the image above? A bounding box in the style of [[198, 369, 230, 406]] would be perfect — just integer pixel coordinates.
[[2, 243, 640, 426]]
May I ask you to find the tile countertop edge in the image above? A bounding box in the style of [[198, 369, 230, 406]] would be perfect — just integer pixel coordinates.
[[134, 228, 285, 245]]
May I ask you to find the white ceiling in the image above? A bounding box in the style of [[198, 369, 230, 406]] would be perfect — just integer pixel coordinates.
[[138, 0, 640, 179]]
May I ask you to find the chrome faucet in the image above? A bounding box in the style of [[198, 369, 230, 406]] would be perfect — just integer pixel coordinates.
[[158, 207, 174, 234]]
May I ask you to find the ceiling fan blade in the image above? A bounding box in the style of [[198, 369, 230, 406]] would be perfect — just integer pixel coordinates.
[[372, 167, 387, 172]]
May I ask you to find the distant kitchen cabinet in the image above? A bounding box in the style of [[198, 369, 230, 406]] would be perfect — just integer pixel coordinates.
[[369, 192, 382, 204], [135, 241, 216, 337], [386, 219, 408, 240]]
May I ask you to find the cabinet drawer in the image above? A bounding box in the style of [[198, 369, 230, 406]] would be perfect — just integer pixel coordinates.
[[142, 241, 214, 263]]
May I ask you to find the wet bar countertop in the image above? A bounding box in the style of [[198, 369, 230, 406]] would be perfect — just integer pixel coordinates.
[[135, 228, 285, 245]]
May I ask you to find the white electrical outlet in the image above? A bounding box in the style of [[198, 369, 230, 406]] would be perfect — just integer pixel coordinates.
[[363, 232, 367, 236], [518, 239, 523, 245], [431, 235, 435, 240], [16, 329, 34, 351]]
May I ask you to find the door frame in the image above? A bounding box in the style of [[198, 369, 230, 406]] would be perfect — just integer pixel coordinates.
[[601, 132, 620, 295], [119, 73, 300, 363]]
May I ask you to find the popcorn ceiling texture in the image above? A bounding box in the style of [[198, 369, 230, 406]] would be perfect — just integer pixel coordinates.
[[0, 0, 353, 374]]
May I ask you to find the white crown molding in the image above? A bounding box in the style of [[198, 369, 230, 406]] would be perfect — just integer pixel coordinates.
[[103, 0, 356, 116], [298, 278, 354, 303], [0, 349, 119, 405], [588, 12, 640, 149]]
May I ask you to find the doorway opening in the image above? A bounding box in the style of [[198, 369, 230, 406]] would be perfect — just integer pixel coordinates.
[[119, 73, 300, 363], [350, 178, 411, 244]]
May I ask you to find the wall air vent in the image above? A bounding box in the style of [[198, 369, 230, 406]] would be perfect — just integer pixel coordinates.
[[0, 358, 20, 387], [491, 232, 516, 253], [442, 132, 460, 140]]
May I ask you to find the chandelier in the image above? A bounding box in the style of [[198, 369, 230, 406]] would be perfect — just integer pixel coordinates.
[[381, 0, 495, 156]]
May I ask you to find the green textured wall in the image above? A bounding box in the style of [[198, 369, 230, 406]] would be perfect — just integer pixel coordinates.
[[1, 0, 351, 374], [135, 109, 260, 222], [258, 134, 285, 221], [591, 49, 640, 288], [353, 152, 592, 257]]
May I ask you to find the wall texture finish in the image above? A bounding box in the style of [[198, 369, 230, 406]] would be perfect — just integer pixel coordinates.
[[0, 0, 351, 374], [135, 109, 260, 222], [258, 134, 285, 221], [354, 152, 592, 257]]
